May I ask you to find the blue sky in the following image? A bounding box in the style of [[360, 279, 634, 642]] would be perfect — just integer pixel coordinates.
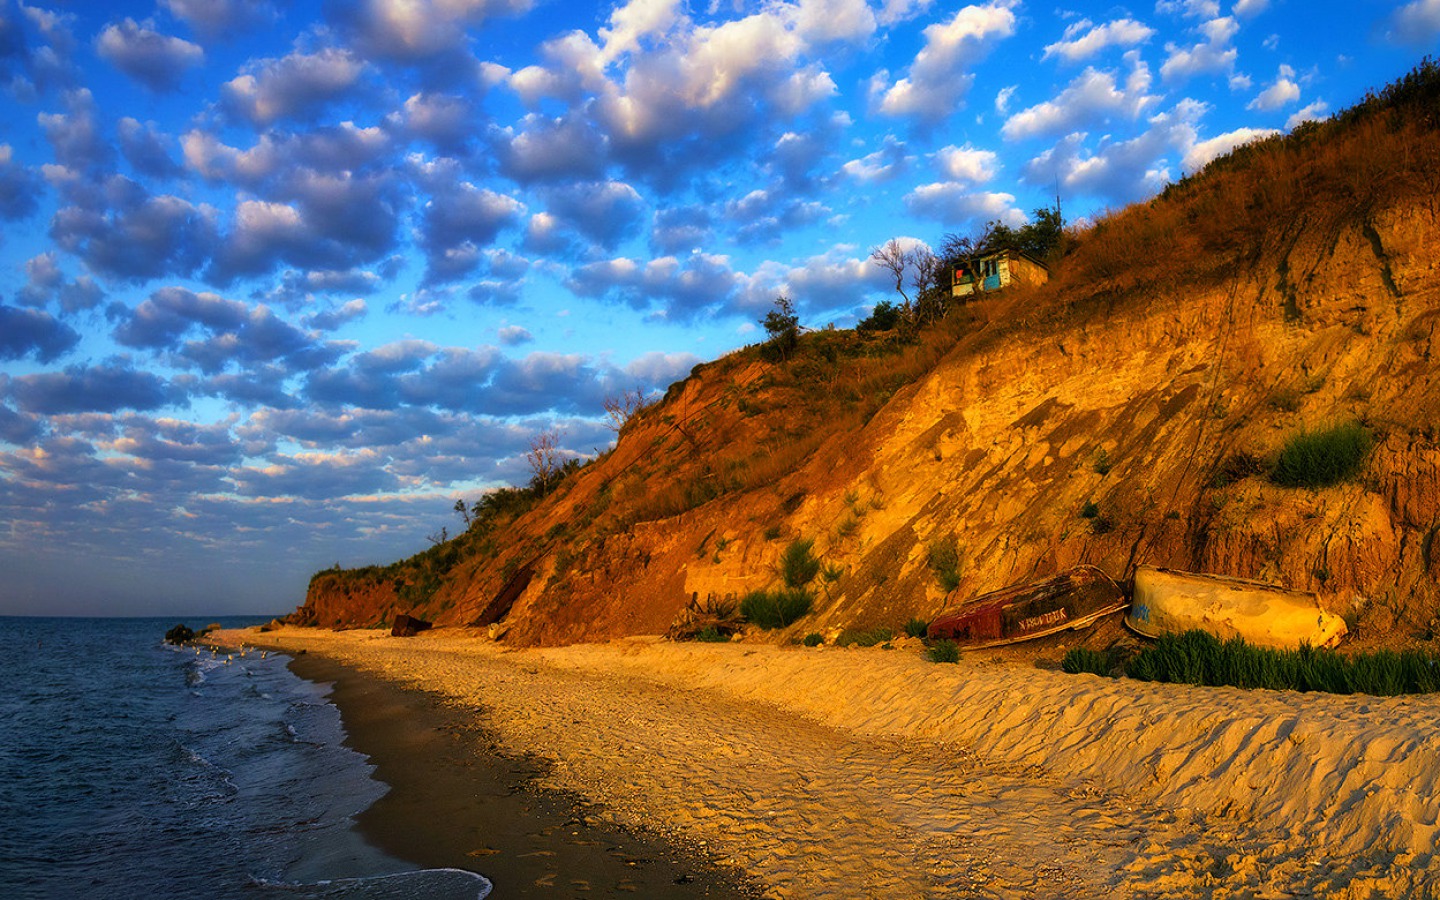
[[0, 0, 1436, 617]]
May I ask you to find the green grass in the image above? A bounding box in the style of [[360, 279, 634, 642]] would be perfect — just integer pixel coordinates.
[[926, 536, 962, 592], [694, 625, 731, 643], [926, 639, 960, 664], [1270, 422, 1373, 489], [1061, 647, 1109, 676], [740, 588, 814, 629], [836, 627, 893, 648], [904, 617, 929, 638], [780, 538, 821, 588], [1119, 630, 1440, 695], [802, 632, 824, 647]]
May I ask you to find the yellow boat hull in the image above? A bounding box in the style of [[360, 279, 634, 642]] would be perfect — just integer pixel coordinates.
[[1126, 565, 1347, 650]]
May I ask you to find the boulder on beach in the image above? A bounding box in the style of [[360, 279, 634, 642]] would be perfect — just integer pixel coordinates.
[[391, 614, 433, 637], [164, 623, 194, 644]]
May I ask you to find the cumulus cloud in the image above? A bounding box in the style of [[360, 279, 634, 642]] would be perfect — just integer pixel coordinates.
[[113, 287, 345, 375], [330, 0, 536, 63], [1160, 16, 1239, 83], [566, 252, 740, 319], [222, 48, 367, 126], [842, 135, 911, 182], [1385, 0, 1440, 44], [539, 180, 646, 251], [1182, 125, 1278, 171], [51, 191, 219, 283], [37, 88, 113, 173], [1285, 100, 1328, 130], [873, 0, 1017, 120], [416, 171, 526, 285], [497, 325, 533, 346], [0, 143, 41, 219], [96, 18, 203, 91], [650, 206, 713, 254], [1002, 56, 1158, 141], [161, 0, 277, 37], [1233, 0, 1269, 16], [936, 144, 998, 182], [1043, 18, 1155, 63], [492, 114, 609, 183], [1022, 100, 1206, 204], [903, 183, 1022, 226], [1247, 64, 1300, 111], [10, 362, 182, 415], [388, 92, 478, 153], [0, 303, 80, 362], [117, 118, 182, 178], [304, 298, 369, 331]]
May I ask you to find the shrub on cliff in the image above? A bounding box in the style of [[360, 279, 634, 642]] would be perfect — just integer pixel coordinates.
[[1270, 422, 1373, 488], [740, 588, 813, 629], [779, 538, 821, 588]]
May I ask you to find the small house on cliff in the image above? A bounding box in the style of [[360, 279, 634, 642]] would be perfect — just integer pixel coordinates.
[[952, 249, 1049, 298]]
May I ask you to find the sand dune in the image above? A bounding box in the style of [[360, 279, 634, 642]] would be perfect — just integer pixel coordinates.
[[229, 627, 1440, 898]]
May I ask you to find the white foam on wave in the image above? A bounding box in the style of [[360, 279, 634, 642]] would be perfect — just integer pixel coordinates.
[[253, 867, 492, 899]]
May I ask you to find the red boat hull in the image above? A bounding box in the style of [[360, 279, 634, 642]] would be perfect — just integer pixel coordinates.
[[926, 565, 1127, 649]]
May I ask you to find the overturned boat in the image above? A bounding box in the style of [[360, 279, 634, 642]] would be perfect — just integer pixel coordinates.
[[1126, 565, 1347, 650], [926, 565, 1128, 649]]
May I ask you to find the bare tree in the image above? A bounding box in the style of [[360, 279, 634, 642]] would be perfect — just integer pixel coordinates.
[[603, 386, 650, 433], [526, 429, 564, 493], [869, 238, 913, 306], [453, 498, 472, 526]]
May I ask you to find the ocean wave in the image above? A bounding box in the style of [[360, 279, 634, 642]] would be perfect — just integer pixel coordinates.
[[253, 867, 492, 899]]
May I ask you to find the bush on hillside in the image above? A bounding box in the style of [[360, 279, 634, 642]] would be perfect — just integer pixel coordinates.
[[740, 588, 813, 629], [1270, 423, 1373, 488], [780, 538, 821, 588]]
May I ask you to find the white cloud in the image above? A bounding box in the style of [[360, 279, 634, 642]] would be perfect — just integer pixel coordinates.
[[497, 325, 533, 346], [1023, 100, 1205, 204], [876, 0, 936, 26], [904, 182, 1022, 225], [1182, 126, 1277, 171], [936, 144, 998, 182], [841, 136, 910, 182], [1160, 16, 1239, 83], [222, 48, 366, 125], [1285, 100, 1328, 130], [995, 84, 1017, 112], [1388, 0, 1440, 44], [1002, 56, 1158, 141], [96, 18, 204, 92], [1156, 0, 1220, 17], [1043, 18, 1155, 63], [875, 1, 1018, 120], [1232, 0, 1268, 17], [1247, 64, 1300, 111]]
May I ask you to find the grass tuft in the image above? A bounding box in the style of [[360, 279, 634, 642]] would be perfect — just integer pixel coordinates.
[[1270, 422, 1373, 488], [904, 617, 929, 638], [780, 538, 821, 588], [740, 588, 813, 629], [1118, 630, 1440, 695], [926, 639, 960, 664]]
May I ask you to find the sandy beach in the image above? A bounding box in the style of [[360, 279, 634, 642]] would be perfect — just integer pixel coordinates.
[[222, 626, 1440, 899]]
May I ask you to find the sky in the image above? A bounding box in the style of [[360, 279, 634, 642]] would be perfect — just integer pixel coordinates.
[[0, 0, 1437, 617]]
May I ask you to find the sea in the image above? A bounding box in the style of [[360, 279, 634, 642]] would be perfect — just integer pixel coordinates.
[[0, 616, 491, 900]]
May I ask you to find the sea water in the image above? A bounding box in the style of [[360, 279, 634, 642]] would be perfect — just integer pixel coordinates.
[[0, 616, 490, 900]]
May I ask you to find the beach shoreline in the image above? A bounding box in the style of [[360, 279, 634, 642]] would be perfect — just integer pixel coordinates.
[[220, 625, 1440, 898], [276, 646, 763, 898]]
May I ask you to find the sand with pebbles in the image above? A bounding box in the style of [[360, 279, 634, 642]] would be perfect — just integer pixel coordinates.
[[224, 626, 1440, 899]]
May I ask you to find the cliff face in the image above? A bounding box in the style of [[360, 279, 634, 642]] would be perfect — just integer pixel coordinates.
[[298, 196, 1440, 646], [298, 90, 1440, 646]]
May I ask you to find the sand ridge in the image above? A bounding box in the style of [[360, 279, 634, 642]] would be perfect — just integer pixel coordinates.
[[227, 627, 1440, 899]]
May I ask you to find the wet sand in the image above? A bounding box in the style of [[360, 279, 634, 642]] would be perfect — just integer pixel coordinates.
[[226, 626, 1440, 899], [284, 651, 761, 897]]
